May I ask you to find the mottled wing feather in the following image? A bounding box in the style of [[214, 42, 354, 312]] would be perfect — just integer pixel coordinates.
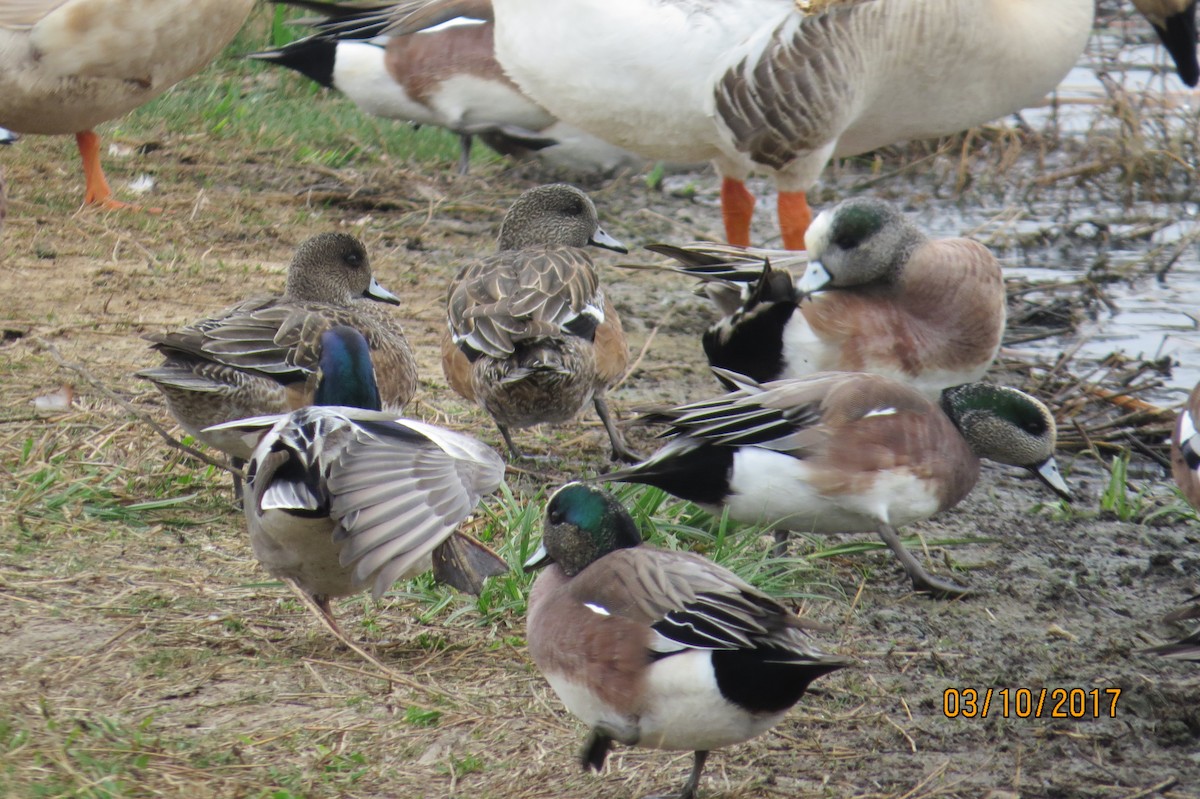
[[715, 5, 867, 169], [447, 248, 604, 359], [569, 549, 820, 658]]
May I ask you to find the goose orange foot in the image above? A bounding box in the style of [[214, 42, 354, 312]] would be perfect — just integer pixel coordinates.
[[719, 176, 755, 247], [76, 131, 162, 213], [778, 190, 812, 251]]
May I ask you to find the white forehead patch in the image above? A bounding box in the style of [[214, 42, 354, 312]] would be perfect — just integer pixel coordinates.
[[804, 207, 835, 255]]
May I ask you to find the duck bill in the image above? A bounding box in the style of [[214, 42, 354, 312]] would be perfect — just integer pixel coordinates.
[[364, 276, 401, 305], [1032, 457, 1071, 501], [0, 127, 19, 145], [795, 259, 832, 295], [589, 227, 627, 254], [522, 542, 552, 573]]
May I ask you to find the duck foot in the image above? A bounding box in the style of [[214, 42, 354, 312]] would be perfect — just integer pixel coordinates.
[[875, 523, 972, 600], [594, 395, 643, 463]]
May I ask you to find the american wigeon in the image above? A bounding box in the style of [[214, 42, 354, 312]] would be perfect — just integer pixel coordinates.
[[651, 197, 1006, 400], [205, 325, 507, 633], [606, 370, 1072, 599], [253, 0, 643, 176], [1145, 381, 1200, 659], [138, 232, 417, 463], [525, 482, 849, 799], [427, 0, 1200, 249], [0, 0, 255, 209], [442, 183, 636, 461]]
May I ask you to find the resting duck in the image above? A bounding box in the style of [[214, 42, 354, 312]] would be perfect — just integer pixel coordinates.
[[442, 183, 635, 461], [138, 232, 417, 463], [474, 0, 1199, 248], [525, 482, 849, 799], [606, 370, 1071, 599], [0, 0, 255, 209], [207, 325, 507, 633], [650, 197, 1006, 399]]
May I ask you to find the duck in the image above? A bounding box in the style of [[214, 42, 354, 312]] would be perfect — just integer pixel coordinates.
[[206, 324, 508, 634], [525, 482, 850, 799], [605, 370, 1072, 599], [1145, 380, 1200, 660], [138, 232, 417, 465], [649, 197, 1006, 399], [251, 0, 642, 176], [433, 0, 1200, 249], [442, 183, 636, 461], [0, 0, 256, 209]]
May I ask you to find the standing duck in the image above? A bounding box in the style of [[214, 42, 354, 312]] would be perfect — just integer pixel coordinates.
[[525, 482, 849, 799], [206, 325, 507, 634], [473, 0, 1198, 248], [606, 370, 1071, 598], [0, 0, 256, 209], [138, 232, 417, 463], [442, 183, 635, 461], [650, 197, 1006, 399], [1145, 381, 1200, 660]]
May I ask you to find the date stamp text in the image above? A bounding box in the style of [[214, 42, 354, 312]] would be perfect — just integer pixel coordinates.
[[943, 687, 1121, 719]]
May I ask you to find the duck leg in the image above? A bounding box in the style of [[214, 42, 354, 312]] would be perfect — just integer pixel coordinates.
[[456, 133, 473, 176], [594, 394, 642, 463], [720, 177, 755, 246], [496, 423, 550, 461], [645, 750, 709, 799], [772, 529, 791, 558], [875, 523, 972, 599], [778, 190, 812, 250]]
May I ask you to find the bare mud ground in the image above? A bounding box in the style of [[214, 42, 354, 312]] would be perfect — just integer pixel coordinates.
[[2, 18, 1200, 799]]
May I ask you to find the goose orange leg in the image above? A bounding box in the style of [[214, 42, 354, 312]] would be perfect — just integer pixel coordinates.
[[778, 190, 812, 250], [76, 130, 159, 212], [720, 177, 755, 246]]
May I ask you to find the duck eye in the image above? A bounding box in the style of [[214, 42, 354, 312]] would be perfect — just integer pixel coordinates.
[[345, 252, 363, 268], [548, 509, 564, 525]]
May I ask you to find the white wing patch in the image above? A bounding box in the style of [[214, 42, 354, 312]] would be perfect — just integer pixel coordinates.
[[584, 602, 611, 617], [863, 407, 897, 418]]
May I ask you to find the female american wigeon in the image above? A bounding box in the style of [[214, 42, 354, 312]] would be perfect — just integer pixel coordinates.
[[205, 325, 507, 634], [442, 183, 635, 461], [606, 370, 1072, 599], [525, 482, 849, 799], [0, 0, 255, 209], [652, 197, 1007, 400], [1145, 381, 1200, 659], [462, 0, 1198, 249], [138, 232, 417, 463]]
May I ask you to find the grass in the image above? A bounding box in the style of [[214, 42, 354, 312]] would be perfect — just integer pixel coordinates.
[[2, 6, 1199, 799]]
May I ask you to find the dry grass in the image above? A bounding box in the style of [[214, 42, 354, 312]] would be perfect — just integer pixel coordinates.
[[2, 6, 1200, 799]]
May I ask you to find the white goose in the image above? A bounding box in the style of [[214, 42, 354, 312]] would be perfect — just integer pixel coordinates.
[[472, 0, 1198, 249], [0, 0, 255, 209]]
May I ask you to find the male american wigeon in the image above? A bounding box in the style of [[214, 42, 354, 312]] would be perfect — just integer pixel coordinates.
[[205, 325, 507, 634], [1145, 381, 1200, 660], [651, 197, 1006, 400], [442, 183, 635, 461], [138, 232, 417, 464], [448, 0, 1199, 248], [0, 0, 255, 209], [251, 0, 556, 176], [606, 370, 1072, 599], [525, 482, 849, 799]]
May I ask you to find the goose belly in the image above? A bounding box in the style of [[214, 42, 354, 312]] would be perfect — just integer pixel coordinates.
[[491, 0, 786, 162]]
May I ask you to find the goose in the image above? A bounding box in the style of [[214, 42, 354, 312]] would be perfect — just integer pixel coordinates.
[[0, 0, 256, 208]]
